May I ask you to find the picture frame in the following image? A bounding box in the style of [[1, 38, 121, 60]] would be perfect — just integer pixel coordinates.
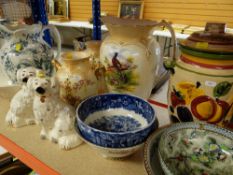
[[118, 1, 144, 20], [48, 0, 69, 21]]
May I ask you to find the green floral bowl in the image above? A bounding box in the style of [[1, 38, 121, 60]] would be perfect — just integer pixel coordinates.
[[158, 122, 233, 175]]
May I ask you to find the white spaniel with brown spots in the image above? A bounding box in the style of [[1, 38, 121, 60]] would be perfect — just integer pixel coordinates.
[[5, 67, 37, 127], [28, 75, 82, 150]]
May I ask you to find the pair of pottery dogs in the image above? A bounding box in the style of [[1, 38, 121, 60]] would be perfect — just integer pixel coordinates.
[[5, 67, 82, 150]]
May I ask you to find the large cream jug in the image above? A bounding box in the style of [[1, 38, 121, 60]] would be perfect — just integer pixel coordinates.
[[100, 16, 176, 99]]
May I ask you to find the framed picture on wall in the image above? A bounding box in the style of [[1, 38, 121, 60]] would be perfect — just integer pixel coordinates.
[[48, 0, 69, 21], [118, 1, 144, 19]]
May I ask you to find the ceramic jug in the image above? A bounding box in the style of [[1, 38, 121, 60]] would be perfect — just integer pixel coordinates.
[[52, 46, 104, 107], [100, 16, 176, 99], [0, 23, 61, 83], [165, 23, 233, 128], [86, 40, 108, 94]]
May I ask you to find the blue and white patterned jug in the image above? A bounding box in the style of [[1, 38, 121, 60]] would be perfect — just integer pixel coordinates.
[[0, 23, 61, 83]]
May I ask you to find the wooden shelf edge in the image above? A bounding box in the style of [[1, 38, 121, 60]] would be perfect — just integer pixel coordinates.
[[0, 134, 60, 175]]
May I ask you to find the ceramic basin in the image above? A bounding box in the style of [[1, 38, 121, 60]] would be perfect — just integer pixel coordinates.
[[76, 93, 158, 158], [0, 68, 13, 87]]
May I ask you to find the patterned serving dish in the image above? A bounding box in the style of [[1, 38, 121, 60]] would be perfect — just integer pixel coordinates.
[[158, 122, 233, 175], [144, 126, 170, 175], [76, 93, 158, 149]]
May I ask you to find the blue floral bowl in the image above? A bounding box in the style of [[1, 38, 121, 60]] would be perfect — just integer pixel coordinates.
[[76, 93, 158, 148]]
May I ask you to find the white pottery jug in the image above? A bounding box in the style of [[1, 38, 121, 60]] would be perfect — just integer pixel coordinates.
[[100, 16, 176, 99], [0, 23, 61, 83]]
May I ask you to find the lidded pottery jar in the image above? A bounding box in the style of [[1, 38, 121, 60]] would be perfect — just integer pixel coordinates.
[[100, 16, 176, 99], [166, 23, 233, 129], [52, 49, 100, 107]]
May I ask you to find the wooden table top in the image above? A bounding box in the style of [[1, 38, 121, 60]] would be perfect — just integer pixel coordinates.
[[0, 86, 151, 175]]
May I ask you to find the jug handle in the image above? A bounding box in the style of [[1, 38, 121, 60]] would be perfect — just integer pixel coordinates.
[[0, 24, 13, 39], [150, 20, 177, 91], [40, 25, 61, 60]]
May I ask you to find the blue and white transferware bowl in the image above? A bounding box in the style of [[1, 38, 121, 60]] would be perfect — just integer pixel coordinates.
[[76, 93, 157, 149], [75, 127, 144, 159], [158, 122, 233, 175]]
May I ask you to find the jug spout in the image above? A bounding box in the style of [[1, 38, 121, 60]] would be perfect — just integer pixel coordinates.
[[51, 59, 62, 71], [101, 16, 158, 41]]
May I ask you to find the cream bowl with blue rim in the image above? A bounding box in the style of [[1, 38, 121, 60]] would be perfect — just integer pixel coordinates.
[[76, 93, 158, 158], [158, 122, 233, 175]]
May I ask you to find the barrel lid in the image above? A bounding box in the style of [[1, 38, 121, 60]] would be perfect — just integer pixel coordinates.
[[180, 23, 233, 53]]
